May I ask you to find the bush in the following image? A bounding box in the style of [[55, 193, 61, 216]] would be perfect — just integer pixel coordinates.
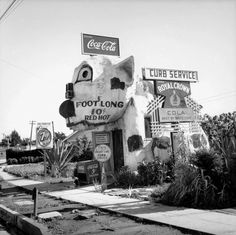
[[137, 158, 174, 186], [201, 112, 236, 189], [7, 158, 18, 165], [6, 149, 44, 165], [70, 136, 93, 162], [150, 183, 170, 202], [162, 150, 235, 209], [115, 158, 174, 188], [3, 163, 44, 178], [115, 166, 140, 188]]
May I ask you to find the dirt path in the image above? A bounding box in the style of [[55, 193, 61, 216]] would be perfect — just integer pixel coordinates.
[[0, 180, 190, 235]]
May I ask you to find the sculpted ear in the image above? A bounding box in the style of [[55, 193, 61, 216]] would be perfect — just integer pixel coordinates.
[[115, 56, 134, 85]]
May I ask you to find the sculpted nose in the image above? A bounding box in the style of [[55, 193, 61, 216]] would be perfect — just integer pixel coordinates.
[[59, 100, 75, 118]]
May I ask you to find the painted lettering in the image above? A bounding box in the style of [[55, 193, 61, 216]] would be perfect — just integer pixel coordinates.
[[150, 69, 154, 77], [157, 82, 190, 94], [87, 39, 116, 52], [76, 99, 124, 109]]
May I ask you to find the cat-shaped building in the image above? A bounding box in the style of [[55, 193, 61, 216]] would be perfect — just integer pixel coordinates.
[[59, 56, 208, 172]]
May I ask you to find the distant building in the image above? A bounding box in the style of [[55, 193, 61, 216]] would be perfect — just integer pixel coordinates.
[[0, 148, 6, 159]]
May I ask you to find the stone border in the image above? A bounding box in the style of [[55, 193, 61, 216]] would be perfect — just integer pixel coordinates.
[[0, 204, 51, 235]]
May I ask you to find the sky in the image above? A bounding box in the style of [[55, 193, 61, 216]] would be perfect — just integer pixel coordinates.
[[0, 0, 236, 139]]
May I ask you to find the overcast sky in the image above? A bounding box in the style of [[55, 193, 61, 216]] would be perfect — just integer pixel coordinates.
[[0, 0, 236, 139]]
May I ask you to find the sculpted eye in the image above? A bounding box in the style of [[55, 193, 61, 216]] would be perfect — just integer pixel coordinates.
[[76, 65, 93, 82]]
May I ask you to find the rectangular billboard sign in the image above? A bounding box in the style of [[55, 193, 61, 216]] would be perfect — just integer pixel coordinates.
[[158, 108, 197, 123], [142, 68, 198, 82], [82, 33, 120, 56], [36, 122, 54, 149]]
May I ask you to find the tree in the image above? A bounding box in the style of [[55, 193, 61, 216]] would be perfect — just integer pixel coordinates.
[[201, 111, 236, 190], [0, 135, 10, 147], [10, 130, 21, 147], [54, 131, 66, 142], [21, 138, 30, 146]]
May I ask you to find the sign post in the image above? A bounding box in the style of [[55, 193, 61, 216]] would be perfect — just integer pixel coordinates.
[[32, 187, 38, 218], [94, 144, 111, 191], [36, 122, 54, 178]]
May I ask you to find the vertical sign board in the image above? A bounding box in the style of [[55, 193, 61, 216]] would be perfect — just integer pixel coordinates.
[[93, 131, 113, 172], [36, 122, 54, 149], [82, 33, 120, 56], [94, 144, 111, 190]]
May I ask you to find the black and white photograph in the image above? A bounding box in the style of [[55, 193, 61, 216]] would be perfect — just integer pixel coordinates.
[[0, 0, 236, 234]]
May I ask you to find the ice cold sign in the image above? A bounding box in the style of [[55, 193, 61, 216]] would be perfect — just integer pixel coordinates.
[[94, 145, 111, 162]]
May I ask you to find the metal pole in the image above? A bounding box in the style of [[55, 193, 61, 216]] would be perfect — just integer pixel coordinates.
[[101, 162, 107, 191]]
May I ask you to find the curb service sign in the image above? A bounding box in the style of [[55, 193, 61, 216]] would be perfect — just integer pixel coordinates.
[[142, 68, 198, 83], [82, 33, 120, 56], [36, 122, 53, 149]]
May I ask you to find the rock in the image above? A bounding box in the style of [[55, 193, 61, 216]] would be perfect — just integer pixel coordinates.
[[38, 211, 62, 220], [74, 209, 98, 220], [14, 200, 34, 206]]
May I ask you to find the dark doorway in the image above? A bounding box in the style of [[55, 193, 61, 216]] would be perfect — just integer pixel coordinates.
[[112, 129, 124, 172]]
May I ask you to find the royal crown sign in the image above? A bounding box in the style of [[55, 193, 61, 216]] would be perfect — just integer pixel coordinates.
[[142, 68, 198, 82], [82, 33, 120, 57], [155, 81, 191, 108]]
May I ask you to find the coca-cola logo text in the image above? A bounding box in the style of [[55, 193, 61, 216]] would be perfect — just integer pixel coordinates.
[[87, 39, 116, 52]]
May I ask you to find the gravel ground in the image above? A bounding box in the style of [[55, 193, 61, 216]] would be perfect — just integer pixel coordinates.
[[0, 179, 190, 235]]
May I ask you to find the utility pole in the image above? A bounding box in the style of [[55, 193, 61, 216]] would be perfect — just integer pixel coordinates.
[[29, 121, 36, 150]]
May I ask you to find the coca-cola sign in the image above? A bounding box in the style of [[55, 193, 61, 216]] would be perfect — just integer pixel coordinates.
[[82, 33, 120, 56]]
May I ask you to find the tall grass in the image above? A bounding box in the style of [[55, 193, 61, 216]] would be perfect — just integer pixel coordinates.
[[162, 150, 235, 209]]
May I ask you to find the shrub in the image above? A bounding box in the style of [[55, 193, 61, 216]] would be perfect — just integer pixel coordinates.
[[70, 136, 93, 162], [162, 150, 235, 209], [115, 166, 140, 188], [7, 158, 18, 165], [150, 183, 170, 202], [201, 112, 236, 189], [6, 149, 44, 165], [43, 140, 74, 177], [137, 158, 174, 186], [3, 163, 44, 178]]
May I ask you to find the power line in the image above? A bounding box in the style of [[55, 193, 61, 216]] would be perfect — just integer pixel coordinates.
[[200, 94, 236, 103], [0, 0, 23, 23], [3, 0, 23, 22], [0, 58, 40, 78], [0, 0, 17, 21], [197, 90, 236, 100], [197, 90, 236, 102]]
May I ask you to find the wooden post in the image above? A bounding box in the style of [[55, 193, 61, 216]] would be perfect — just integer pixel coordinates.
[[29, 121, 36, 150], [101, 162, 107, 191], [43, 150, 47, 178], [32, 187, 38, 217]]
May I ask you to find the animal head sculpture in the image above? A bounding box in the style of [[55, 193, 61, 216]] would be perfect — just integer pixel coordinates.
[[59, 56, 134, 130]]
